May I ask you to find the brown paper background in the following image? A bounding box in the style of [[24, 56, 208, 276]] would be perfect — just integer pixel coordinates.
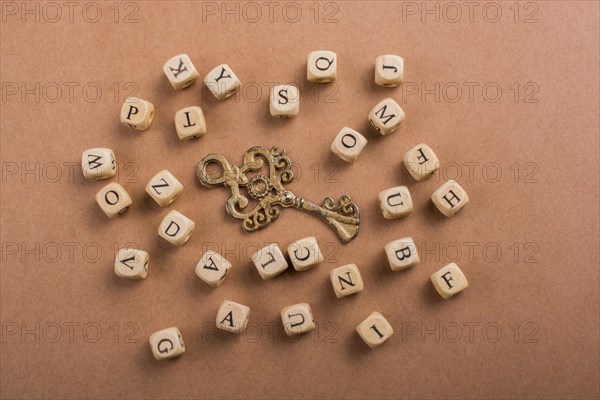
[[1, 1, 598, 398]]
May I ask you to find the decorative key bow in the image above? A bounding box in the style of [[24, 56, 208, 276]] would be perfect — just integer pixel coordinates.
[[197, 146, 360, 243]]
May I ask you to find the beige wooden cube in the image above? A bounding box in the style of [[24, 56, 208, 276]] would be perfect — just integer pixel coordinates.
[[431, 263, 468, 299], [114, 248, 149, 280], [120, 97, 154, 131], [81, 147, 116, 181], [162, 54, 199, 90], [216, 300, 250, 333], [356, 312, 393, 348], [204, 64, 240, 101], [95, 182, 132, 219], [385, 237, 419, 271], [251, 244, 289, 280], [329, 264, 364, 298], [145, 169, 183, 207], [281, 303, 315, 336], [149, 327, 185, 360], [431, 180, 469, 217], [287, 236, 323, 271], [368, 98, 405, 135], [270, 85, 300, 118], [331, 127, 368, 163], [307, 50, 337, 82], [158, 210, 195, 246], [379, 186, 413, 219], [195, 251, 232, 287], [403, 143, 439, 181], [174, 106, 206, 140], [375, 55, 404, 87]]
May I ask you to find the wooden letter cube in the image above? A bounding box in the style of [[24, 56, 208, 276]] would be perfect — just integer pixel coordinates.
[[287, 236, 323, 271], [149, 327, 185, 360], [162, 54, 199, 90], [251, 244, 289, 280], [431, 180, 469, 217], [379, 186, 413, 219], [114, 248, 149, 280], [403, 143, 440, 181], [145, 169, 184, 207], [158, 210, 195, 246], [329, 263, 364, 298], [204, 64, 240, 101], [368, 98, 405, 135], [431, 263, 469, 299], [195, 251, 232, 287], [385, 237, 420, 271], [331, 127, 368, 163], [120, 97, 154, 131], [216, 300, 250, 333], [270, 85, 300, 118], [174, 106, 206, 140], [95, 182, 132, 219], [307, 50, 337, 82], [281, 303, 315, 336], [81, 147, 116, 181], [356, 312, 393, 348], [375, 55, 404, 87]]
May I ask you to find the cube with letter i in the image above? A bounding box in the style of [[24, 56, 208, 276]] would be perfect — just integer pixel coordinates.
[[356, 312, 393, 348]]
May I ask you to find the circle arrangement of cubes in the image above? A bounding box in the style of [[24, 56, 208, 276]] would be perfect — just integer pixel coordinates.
[[82, 52, 471, 357]]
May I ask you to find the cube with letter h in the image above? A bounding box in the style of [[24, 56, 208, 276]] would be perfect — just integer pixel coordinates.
[[431, 180, 469, 217]]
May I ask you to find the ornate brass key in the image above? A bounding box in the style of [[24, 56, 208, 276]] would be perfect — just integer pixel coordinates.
[[197, 146, 360, 243]]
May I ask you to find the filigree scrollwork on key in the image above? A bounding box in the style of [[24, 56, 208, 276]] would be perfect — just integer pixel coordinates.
[[197, 146, 360, 243]]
